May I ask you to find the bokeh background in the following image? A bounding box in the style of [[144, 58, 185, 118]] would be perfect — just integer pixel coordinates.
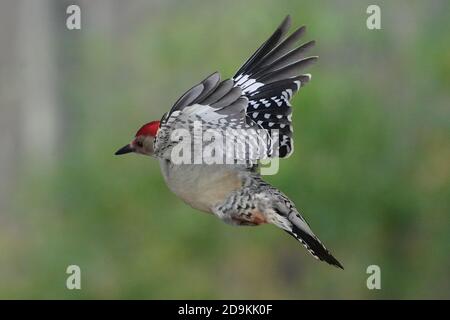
[[0, 0, 449, 299]]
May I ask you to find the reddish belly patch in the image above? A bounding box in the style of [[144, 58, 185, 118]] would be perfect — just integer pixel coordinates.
[[233, 210, 267, 226]]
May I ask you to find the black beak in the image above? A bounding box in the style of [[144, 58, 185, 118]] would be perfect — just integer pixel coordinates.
[[115, 144, 133, 155]]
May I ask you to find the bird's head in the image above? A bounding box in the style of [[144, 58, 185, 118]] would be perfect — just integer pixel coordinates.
[[115, 120, 160, 157]]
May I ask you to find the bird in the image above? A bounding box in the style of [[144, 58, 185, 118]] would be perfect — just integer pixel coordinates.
[[115, 15, 343, 269]]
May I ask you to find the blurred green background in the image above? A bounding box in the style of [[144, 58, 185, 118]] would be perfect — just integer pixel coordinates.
[[0, 0, 449, 299]]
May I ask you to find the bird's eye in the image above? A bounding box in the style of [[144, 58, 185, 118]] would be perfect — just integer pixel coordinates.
[[136, 141, 143, 148]]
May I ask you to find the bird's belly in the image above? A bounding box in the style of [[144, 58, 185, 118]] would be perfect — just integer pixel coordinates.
[[159, 161, 242, 213]]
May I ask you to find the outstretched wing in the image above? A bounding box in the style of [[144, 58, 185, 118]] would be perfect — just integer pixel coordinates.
[[234, 15, 317, 158], [154, 72, 268, 163], [154, 15, 316, 162]]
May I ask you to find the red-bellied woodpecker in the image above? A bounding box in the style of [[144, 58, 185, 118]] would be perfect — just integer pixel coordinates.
[[115, 16, 343, 269]]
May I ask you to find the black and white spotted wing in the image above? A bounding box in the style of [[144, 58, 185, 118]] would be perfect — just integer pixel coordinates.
[[155, 15, 316, 162], [233, 15, 317, 158]]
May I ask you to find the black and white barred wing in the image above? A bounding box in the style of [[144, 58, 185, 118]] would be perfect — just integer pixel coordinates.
[[154, 73, 270, 163], [154, 15, 316, 162], [233, 15, 317, 158]]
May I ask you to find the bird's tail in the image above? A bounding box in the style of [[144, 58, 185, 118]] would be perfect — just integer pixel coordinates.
[[285, 214, 343, 269], [269, 196, 344, 269]]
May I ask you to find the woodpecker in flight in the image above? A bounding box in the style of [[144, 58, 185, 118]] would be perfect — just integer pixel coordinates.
[[115, 16, 343, 269]]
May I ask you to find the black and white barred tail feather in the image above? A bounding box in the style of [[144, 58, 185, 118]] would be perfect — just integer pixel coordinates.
[[272, 206, 343, 269], [233, 15, 317, 158], [286, 224, 344, 269]]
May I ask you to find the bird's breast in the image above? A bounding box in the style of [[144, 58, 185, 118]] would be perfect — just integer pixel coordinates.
[[159, 160, 243, 213]]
